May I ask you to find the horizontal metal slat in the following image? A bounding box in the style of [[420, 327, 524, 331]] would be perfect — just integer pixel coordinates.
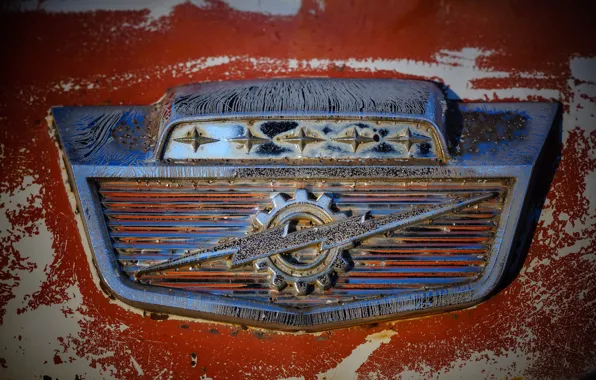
[[97, 178, 506, 307]]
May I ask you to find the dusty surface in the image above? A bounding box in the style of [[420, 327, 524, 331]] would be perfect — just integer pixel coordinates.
[[0, 1, 595, 379]]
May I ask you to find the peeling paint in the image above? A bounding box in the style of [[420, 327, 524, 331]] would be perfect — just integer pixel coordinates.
[[220, 0, 302, 16], [1, 2, 595, 379], [0, 177, 118, 379], [394, 349, 531, 380], [130, 356, 144, 376], [16, 0, 302, 20], [317, 330, 397, 380], [42, 48, 560, 106]]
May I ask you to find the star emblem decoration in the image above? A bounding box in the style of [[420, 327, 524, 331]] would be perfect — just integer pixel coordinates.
[[332, 127, 375, 152], [279, 127, 325, 152], [387, 127, 431, 153], [229, 129, 269, 153], [174, 127, 219, 152]]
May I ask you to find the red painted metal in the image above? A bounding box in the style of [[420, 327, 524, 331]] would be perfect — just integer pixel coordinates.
[[1, 1, 595, 378]]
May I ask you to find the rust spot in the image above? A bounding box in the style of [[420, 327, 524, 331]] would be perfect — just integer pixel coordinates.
[[149, 312, 169, 321], [53, 354, 63, 365], [254, 141, 291, 155], [371, 142, 395, 153], [449, 111, 528, 156], [252, 331, 272, 340], [99, 281, 116, 300], [315, 331, 332, 341], [362, 322, 380, 330]]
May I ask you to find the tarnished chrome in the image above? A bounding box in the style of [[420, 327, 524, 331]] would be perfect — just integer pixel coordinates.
[[51, 78, 557, 331], [135, 192, 493, 275], [163, 119, 443, 162], [98, 177, 509, 307], [135, 190, 493, 296], [253, 189, 350, 295]]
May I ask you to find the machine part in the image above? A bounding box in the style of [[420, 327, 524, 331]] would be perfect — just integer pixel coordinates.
[[252, 189, 350, 295]]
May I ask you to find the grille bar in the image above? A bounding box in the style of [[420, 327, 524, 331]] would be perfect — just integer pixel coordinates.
[[98, 179, 507, 307]]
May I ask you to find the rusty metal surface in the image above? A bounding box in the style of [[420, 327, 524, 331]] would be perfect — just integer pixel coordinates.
[[103, 179, 507, 307], [1, 1, 595, 379]]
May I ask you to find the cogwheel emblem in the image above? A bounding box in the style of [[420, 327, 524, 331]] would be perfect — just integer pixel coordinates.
[[253, 189, 353, 295]]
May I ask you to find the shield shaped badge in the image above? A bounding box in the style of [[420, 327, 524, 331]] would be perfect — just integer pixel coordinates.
[[52, 79, 557, 331]]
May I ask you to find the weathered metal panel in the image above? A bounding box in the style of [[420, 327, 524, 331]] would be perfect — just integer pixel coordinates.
[[51, 78, 556, 330], [1, 1, 595, 379]]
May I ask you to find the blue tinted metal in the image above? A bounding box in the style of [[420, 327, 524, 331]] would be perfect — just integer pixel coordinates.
[[51, 79, 557, 331]]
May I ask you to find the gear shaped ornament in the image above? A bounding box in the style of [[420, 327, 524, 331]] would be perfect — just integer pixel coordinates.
[[253, 189, 352, 295]]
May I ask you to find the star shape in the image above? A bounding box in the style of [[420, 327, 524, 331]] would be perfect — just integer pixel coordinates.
[[332, 127, 375, 152], [229, 129, 269, 153], [174, 127, 219, 152], [279, 127, 325, 152], [387, 127, 431, 153]]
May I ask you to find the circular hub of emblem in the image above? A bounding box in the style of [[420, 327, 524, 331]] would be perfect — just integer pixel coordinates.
[[253, 189, 353, 295]]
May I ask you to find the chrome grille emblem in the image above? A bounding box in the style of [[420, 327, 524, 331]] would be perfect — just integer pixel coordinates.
[[253, 190, 350, 295], [51, 79, 557, 331]]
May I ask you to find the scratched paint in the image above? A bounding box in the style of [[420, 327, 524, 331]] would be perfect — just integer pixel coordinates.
[[0, 1, 595, 379], [316, 330, 398, 379], [17, 0, 303, 17]]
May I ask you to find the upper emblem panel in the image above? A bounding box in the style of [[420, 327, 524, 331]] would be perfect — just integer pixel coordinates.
[[163, 119, 445, 162], [157, 79, 445, 140]]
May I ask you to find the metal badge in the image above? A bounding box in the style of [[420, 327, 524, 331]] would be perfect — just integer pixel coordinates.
[[52, 79, 557, 331]]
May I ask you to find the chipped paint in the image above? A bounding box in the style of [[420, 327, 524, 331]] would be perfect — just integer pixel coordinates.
[[1, 1, 595, 378], [41, 51, 560, 103], [16, 0, 302, 18], [0, 177, 118, 379], [394, 349, 531, 380], [130, 356, 144, 376], [317, 330, 397, 380], [219, 0, 302, 16]]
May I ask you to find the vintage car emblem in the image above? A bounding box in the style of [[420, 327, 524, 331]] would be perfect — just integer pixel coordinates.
[[51, 79, 557, 331]]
